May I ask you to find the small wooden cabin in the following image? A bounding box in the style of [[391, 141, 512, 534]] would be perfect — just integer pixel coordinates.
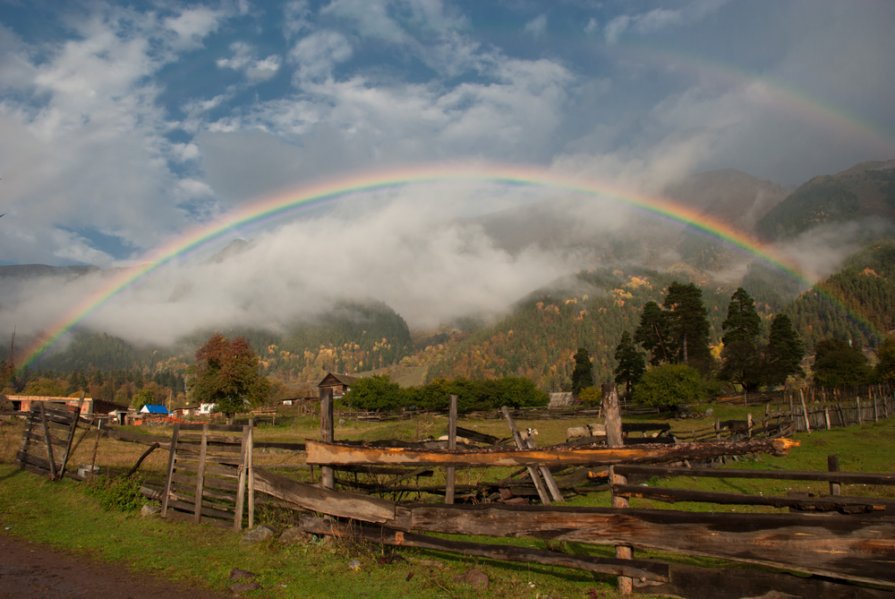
[[318, 372, 359, 399]]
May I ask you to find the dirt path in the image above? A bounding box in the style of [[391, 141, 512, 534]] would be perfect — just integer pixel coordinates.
[[0, 533, 231, 599]]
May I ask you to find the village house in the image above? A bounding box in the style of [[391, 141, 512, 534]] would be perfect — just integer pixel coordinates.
[[6, 394, 94, 415]]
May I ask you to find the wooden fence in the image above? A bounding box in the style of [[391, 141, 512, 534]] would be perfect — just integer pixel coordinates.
[[160, 423, 254, 529]]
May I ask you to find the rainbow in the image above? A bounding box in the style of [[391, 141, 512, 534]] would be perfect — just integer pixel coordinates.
[[621, 43, 895, 158], [13, 162, 853, 368]]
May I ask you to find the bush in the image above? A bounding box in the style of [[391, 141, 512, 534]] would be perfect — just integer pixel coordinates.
[[85, 475, 146, 512], [634, 364, 706, 412]]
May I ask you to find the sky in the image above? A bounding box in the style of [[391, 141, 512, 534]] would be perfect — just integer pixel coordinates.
[[1, 0, 894, 346]]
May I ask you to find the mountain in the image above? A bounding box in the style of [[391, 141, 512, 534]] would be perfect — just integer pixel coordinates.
[[424, 268, 749, 390], [26, 299, 414, 384], [755, 160, 895, 241], [666, 170, 790, 272], [665, 169, 789, 232], [784, 240, 895, 350]]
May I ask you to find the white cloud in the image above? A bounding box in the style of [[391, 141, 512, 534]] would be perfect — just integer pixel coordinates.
[[217, 41, 281, 82], [524, 14, 548, 38], [605, 0, 727, 44], [289, 30, 353, 83], [163, 6, 226, 51]]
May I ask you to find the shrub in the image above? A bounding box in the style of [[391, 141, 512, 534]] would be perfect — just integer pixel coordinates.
[[634, 364, 706, 412], [85, 475, 146, 512]]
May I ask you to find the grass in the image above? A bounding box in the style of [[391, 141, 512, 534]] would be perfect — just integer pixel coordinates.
[[1, 408, 893, 598]]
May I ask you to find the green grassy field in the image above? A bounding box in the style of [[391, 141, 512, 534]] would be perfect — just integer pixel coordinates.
[[1, 411, 893, 598]]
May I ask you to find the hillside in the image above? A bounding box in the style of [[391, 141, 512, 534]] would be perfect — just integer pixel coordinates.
[[756, 160, 895, 241], [784, 240, 895, 350], [424, 268, 757, 390]]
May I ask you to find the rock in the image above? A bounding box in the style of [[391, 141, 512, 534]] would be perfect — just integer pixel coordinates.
[[139, 504, 161, 518], [455, 568, 489, 591], [278, 526, 310, 545], [230, 581, 262, 595], [241, 526, 274, 544], [229, 568, 257, 581]]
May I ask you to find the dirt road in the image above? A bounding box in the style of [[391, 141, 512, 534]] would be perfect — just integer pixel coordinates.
[[0, 533, 230, 599]]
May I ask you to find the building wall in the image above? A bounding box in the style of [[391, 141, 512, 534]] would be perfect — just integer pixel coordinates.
[[7, 395, 94, 415]]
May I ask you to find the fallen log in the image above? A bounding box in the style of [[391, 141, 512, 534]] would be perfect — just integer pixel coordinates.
[[299, 516, 669, 582], [305, 438, 798, 468]]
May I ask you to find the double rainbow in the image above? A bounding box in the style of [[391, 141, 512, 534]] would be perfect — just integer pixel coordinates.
[[17, 163, 825, 368]]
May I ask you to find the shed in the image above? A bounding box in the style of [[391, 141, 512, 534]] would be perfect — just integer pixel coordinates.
[[318, 372, 359, 399]]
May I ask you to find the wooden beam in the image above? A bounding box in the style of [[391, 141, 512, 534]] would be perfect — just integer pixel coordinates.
[[160, 424, 180, 518], [612, 464, 895, 486], [320, 386, 334, 490], [445, 395, 457, 504], [39, 404, 58, 480], [305, 438, 798, 468], [611, 484, 894, 513], [299, 517, 669, 583], [253, 468, 397, 524], [404, 503, 895, 587], [501, 406, 552, 504], [193, 424, 209, 523]]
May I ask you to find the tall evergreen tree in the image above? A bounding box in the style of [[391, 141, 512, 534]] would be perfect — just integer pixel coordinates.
[[764, 314, 804, 387], [663, 282, 712, 372], [614, 331, 645, 400], [634, 301, 671, 365], [570, 347, 594, 396], [876, 334, 895, 383], [720, 287, 762, 390]]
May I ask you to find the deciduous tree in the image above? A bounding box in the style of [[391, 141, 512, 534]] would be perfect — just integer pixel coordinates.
[[192, 334, 271, 418], [812, 338, 870, 388]]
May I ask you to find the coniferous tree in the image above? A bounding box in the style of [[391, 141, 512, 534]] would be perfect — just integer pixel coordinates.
[[571, 348, 594, 396], [663, 282, 712, 372], [614, 331, 645, 400], [876, 334, 895, 383], [634, 301, 671, 365], [764, 314, 804, 387], [720, 287, 762, 390]]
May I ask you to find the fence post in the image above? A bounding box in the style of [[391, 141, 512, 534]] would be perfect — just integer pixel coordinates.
[[247, 419, 255, 529], [604, 384, 632, 595], [799, 389, 811, 433], [824, 407, 832, 431], [872, 392, 879, 423], [320, 386, 335, 490], [828, 454, 841, 496], [445, 395, 458, 505], [856, 397, 862, 426], [194, 423, 208, 523], [747, 413, 752, 439]]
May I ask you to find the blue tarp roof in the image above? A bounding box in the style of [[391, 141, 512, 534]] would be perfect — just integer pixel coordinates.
[[142, 404, 168, 414]]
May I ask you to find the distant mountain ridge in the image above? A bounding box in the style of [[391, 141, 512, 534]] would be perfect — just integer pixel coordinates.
[[756, 160, 895, 241]]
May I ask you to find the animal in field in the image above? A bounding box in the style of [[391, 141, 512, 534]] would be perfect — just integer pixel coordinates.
[[566, 423, 606, 441]]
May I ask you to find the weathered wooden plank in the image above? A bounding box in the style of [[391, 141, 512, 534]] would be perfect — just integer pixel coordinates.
[[160, 425, 179, 518], [193, 424, 209, 523], [39, 405, 58, 479], [165, 499, 234, 521], [612, 484, 895, 513], [252, 468, 396, 524], [501, 406, 552, 504], [454, 426, 501, 445], [404, 503, 895, 586], [306, 438, 798, 468], [445, 395, 458, 505], [613, 464, 895, 485], [300, 517, 669, 582]]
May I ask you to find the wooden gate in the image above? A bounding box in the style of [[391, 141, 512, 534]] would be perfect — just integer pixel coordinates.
[[160, 423, 254, 529], [16, 400, 83, 479]]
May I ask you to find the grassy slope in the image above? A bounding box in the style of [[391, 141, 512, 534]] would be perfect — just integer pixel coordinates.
[[1, 413, 893, 598]]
